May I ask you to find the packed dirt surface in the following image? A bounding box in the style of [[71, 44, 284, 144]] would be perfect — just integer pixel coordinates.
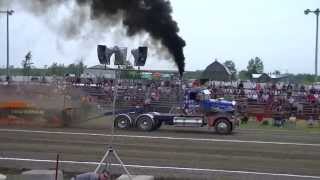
[[0, 84, 100, 127], [0, 127, 319, 180]]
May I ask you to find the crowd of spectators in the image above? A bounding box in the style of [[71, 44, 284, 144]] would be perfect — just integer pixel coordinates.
[[207, 81, 320, 103], [68, 78, 320, 120], [205, 81, 320, 125], [69, 78, 181, 107]]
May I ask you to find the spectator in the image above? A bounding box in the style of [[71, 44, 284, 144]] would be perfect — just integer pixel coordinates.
[[262, 93, 269, 103], [300, 85, 305, 92], [281, 84, 287, 93], [271, 83, 277, 92], [307, 93, 316, 104], [288, 96, 294, 104], [308, 116, 315, 127], [238, 81, 244, 89]]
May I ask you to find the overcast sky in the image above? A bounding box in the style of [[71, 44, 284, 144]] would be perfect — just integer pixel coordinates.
[[0, 0, 319, 74]]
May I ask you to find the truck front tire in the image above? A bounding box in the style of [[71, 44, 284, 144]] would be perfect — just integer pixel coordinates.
[[215, 118, 232, 135]]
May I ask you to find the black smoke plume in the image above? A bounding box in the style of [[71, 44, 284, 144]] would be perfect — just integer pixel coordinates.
[[17, 0, 186, 76]]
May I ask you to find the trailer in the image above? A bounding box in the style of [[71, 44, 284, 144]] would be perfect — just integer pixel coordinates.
[[113, 88, 239, 134]]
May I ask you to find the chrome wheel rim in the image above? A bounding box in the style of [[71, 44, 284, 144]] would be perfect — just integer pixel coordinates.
[[217, 122, 228, 133], [117, 119, 129, 129], [139, 117, 152, 130]]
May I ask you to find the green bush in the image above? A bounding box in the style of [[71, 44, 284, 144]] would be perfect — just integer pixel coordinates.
[[241, 116, 249, 124], [262, 120, 269, 126]]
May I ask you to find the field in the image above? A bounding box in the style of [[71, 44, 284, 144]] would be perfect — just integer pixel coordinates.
[[0, 121, 320, 180], [240, 119, 320, 132]]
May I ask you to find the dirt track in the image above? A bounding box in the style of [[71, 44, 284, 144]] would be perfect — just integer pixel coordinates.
[[0, 126, 320, 180]]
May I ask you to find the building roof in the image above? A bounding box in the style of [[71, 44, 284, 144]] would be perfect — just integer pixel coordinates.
[[252, 74, 262, 79], [252, 73, 288, 79], [88, 65, 110, 70], [252, 73, 288, 83], [87, 65, 179, 75], [201, 60, 231, 81], [83, 68, 115, 79]]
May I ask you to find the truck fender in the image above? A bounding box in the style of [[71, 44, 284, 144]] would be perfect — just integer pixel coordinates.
[[135, 113, 155, 124], [207, 114, 232, 127], [206, 115, 216, 127]]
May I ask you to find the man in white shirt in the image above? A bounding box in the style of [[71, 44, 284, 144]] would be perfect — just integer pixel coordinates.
[[252, 93, 258, 101]]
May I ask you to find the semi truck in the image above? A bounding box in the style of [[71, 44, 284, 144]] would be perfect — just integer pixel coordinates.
[[113, 88, 239, 134]]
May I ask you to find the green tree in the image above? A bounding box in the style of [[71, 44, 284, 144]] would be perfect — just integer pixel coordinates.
[[21, 51, 33, 76], [293, 74, 316, 84], [247, 57, 264, 76], [67, 63, 77, 75], [48, 63, 58, 75], [238, 70, 250, 80], [48, 62, 66, 76], [67, 61, 85, 77], [76, 60, 86, 76], [183, 70, 203, 79], [223, 60, 237, 80], [72, 58, 86, 76]]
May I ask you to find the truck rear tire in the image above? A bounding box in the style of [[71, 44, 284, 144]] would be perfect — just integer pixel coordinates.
[[215, 118, 232, 135], [114, 115, 131, 130], [136, 115, 154, 131]]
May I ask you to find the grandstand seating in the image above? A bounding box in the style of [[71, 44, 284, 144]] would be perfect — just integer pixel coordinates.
[[75, 85, 320, 120]]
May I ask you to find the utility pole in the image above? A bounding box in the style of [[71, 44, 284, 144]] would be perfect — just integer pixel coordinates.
[[0, 9, 14, 82], [305, 8, 320, 81]]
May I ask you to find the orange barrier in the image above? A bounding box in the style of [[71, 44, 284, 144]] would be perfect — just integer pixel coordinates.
[[0, 101, 30, 109]]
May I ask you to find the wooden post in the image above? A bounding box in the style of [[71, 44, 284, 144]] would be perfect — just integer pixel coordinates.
[[55, 153, 60, 180]]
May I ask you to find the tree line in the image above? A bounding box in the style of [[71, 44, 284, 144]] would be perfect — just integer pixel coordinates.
[[0, 51, 318, 84], [0, 62, 86, 77], [0, 51, 86, 77]]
